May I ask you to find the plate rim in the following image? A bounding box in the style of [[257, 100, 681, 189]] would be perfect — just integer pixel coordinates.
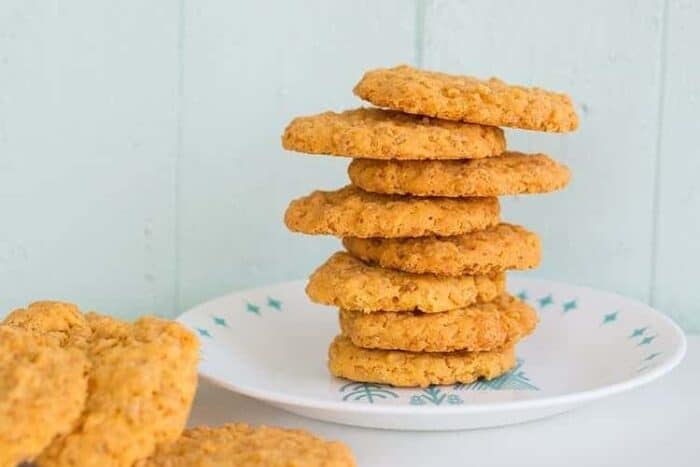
[[178, 277, 687, 415]]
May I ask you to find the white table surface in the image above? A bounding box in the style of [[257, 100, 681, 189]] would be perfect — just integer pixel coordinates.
[[188, 335, 699, 467]]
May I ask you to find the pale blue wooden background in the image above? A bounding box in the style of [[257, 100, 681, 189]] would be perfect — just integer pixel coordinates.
[[1, 0, 698, 331]]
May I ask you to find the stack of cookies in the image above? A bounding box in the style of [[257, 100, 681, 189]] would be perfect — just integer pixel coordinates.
[[283, 65, 577, 387]]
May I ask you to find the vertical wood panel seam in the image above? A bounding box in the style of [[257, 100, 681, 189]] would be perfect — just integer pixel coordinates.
[[414, 0, 427, 66], [174, 0, 185, 316], [649, 0, 670, 306]]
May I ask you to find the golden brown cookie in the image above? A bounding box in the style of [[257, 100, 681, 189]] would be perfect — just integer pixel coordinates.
[[354, 65, 579, 132], [38, 315, 199, 467], [281, 107, 505, 160], [285, 185, 499, 238], [339, 294, 537, 352], [3, 300, 92, 348], [4, 301, 200, 467], [139, 423, 356, 467], [0, 326, 88, 467], [328, 335, 516, 387], [343, 223, 540, 275], [348, 152, 571, 197], [307, 252, 504, 313]]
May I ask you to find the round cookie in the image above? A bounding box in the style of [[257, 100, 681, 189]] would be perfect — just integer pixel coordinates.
[[328, 335, 516, 387], [0, 326, 88, 467], [4, 301, 200, 467], [354, 65, 579, 132], [139, 423, 356, 467], [307, 252, 505, 313], [38, 315, 200, 467], [348, 152, 571, 197], [339, 294, 538, 352], [285, 185, 499, 238], [343, 223, 540, 275], [281, 107, 505, 160]]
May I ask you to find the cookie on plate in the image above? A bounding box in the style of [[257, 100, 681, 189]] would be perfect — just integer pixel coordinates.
[[285, 185, 499, 238], [339, 294, 537, 352], [0, 326, 88, 467], [354, 65, 578, 132], [343, 223, 540, 275], [139, 423, 355, 467], [328, 335, 516, 387], [307, 252, 504, 313], [348, 152, 571, 197], [282, 107, 505, 160]]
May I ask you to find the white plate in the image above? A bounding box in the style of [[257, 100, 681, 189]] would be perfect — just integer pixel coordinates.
[[178, 278, 686, 431]]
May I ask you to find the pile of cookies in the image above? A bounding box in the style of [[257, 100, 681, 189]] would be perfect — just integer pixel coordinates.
[[0, 301, 355, 466], [283, 65, 577, 387]]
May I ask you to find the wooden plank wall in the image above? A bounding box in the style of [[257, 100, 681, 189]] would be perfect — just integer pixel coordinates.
[[0, 1, 179, 319], [0, 0, 697, 331]]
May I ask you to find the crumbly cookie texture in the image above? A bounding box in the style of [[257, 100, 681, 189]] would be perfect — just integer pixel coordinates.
[[306, 252, 504, 313], [354, 65, 578, 132], [0, 326, 88, 467], [348, 152, 571, 197], [39, 315, 199, 467], [3, 300, 92, 348], [328, 335, 516, 387], [4, 301, 200, 467], [281, 107, 505, 160], [339, 294, 537, 352], [343, 223, 540, 275], [138, 423, 356, 467], [285, 185, 499, 238]]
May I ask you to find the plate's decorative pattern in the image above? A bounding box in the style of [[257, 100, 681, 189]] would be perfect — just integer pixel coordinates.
[[537, 294, 554, 308], [339, 383, 399, 403], [410, 387, 464, 406], [245, 296, 283, 316], [455, 359, 539, 391], [212, 316, 228, 327], [338, 384, 467, 406], [517, 287, 666, 377], [601, 311, 619, 324], [192, 296, 285, 338], [267, 297, 283, 310], [629, 325, 662, 373], [562, 300, 577, 313], [335, 360, 539, 406]]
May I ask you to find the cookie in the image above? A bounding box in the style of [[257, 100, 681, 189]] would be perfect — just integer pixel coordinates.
[[3, 300, 92, 348], [343, 223, 540, 275], [139, 423, 356, 467], [328, 335, 515, 387], [4, 301, 200, 466], [339, 294, 537, 352], [281, 107, 505, 160], [348, 152, 571, 197], [0, 326, 88, 467], [40, 315, 199, 466], [354, 65, 579, 132], [285, 185, 499, 238], [307, 252, 504, 313]]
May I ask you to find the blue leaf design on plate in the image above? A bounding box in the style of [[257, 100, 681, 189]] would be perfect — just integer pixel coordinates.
[[339, 383, 398, 403]]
